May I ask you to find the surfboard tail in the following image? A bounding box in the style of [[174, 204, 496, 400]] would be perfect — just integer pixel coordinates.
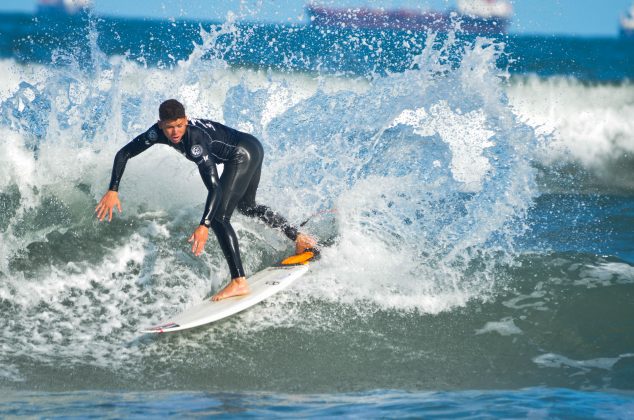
[[278, 249, 319, 266], [142, 322, 181, 334]]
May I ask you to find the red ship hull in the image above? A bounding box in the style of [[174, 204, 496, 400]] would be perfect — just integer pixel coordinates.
[[307, 5, 509, 35]]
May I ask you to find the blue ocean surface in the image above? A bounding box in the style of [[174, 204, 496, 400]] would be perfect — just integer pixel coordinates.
[[2, 388, 634, 418], [0, 5, 633, 418]]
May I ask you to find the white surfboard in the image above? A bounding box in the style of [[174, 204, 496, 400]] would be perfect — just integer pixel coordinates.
[[141, 252, 314, 333]]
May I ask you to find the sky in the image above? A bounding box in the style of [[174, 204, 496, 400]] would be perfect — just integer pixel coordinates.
[[0, 0, 631, 36]]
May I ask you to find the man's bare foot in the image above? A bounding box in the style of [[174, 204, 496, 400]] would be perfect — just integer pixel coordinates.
[[295, 233, 318, 254], [211, 277, 250, 301]]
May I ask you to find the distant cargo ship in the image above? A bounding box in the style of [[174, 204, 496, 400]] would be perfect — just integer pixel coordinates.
[[620, 2, 634, 39], [37, 0, 91, 15], [307, 0, 512, 34]]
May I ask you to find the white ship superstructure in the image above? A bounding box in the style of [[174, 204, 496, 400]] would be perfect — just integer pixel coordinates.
[[37, 0, 91, 15], [456, 0, 513, 19], [620, 3, 634, 39]]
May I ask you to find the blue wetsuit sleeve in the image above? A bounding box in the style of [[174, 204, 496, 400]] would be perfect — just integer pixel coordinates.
[[108, 134, 154, 191], [198, 158, 222, 227]]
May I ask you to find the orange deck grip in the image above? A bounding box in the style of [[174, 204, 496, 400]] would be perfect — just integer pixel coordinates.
[[280, 251, 315, 265]]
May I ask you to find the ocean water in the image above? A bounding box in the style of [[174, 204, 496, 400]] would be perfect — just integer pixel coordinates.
[[0, 8, 633, 418]]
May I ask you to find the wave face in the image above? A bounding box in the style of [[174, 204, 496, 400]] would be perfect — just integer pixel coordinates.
[[508, 76, 634, 194], [0, 13, 632, 394]]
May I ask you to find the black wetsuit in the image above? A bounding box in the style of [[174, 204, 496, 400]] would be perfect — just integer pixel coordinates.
[[108, 118, 298, 278]]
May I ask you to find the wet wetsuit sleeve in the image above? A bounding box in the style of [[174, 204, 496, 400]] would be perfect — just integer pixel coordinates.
[[197, 158, 222, 227], [108, 134, 154, 191]]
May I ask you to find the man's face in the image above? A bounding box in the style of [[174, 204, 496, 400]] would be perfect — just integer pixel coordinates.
[[159, 117, 188, 144]]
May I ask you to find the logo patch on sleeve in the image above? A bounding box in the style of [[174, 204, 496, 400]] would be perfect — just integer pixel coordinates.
[[147, 128, 158, 142], [190, 145, 203, 157]]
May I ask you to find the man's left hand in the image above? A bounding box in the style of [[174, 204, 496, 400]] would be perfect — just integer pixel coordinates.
[[295, 233, 318, 254], [188, 225, 209, 256]]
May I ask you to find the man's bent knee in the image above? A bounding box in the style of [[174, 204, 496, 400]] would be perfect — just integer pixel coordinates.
[[237, 201, 257, 217]]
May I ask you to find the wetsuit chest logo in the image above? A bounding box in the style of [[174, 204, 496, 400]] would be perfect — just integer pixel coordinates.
[[147, 128, 158, 142], [190, 145, 203, 157]]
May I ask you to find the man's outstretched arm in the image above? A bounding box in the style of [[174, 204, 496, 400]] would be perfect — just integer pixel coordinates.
[[96, 134, 154, 222]]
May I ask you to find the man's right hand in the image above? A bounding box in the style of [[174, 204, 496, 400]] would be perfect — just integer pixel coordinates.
[[95, 190, 122, 222]]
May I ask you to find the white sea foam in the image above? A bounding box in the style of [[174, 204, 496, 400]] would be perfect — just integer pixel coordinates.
[[533, 352, 634, 371], [575, 262, 634, 288], [390, 102, 495, 190], [475, 317, 523, 336]]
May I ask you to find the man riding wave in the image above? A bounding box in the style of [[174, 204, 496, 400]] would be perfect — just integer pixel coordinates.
[[96, 99, 316, 301]]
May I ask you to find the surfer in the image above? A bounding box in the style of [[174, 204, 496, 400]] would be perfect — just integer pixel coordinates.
[[95, 99, 316, 301]]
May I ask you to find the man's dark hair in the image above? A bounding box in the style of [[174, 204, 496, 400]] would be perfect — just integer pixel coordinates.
[[159, 99, 186, 121]]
